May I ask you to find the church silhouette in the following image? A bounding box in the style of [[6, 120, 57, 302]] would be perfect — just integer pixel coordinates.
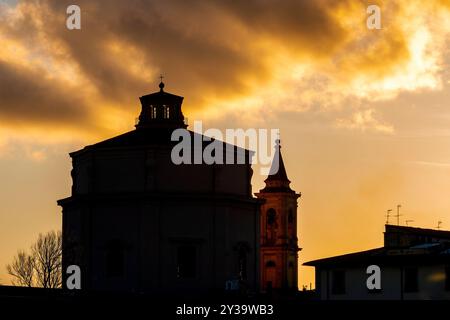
[[57, 82, 300, 294]]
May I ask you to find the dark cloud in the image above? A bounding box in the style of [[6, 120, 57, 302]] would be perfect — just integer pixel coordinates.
[[0, 0, 352, 132], [214, 0, 347, 53], [0, 61, 93, 129], [1, 0, 436, 134]]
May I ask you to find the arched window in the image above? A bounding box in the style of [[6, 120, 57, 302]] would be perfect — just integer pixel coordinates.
[[267, 208, 276, 226], [150, 105, 157, 119], [164, 105, 170, 119]]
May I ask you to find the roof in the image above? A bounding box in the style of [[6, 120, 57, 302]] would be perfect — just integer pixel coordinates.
[[73, 127, 178, 152], [139, 89, 184, 105], [385, 224, 450, 239], [71, 82, 255, 159], [70, 128, 253, 158], [258, 140, 298, 194], [139, 81, 183, 102], [305, 225, 450, 267], [304, 244, 450, 267], [265, 142, 290, 183], [304, 248, 385, 267]]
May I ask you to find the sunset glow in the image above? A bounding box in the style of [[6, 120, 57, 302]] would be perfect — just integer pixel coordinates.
[[1, 0, 450, 289]]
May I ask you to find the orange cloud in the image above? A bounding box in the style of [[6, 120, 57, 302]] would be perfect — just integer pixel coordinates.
[[336, 109, 394, 134], [0, 0, 449, 138]]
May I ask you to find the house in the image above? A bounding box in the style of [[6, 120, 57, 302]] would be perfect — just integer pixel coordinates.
[[304, 225, 450, 300]]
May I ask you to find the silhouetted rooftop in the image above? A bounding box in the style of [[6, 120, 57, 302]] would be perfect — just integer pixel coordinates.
[[259, 140, 297, 194], [71, 82, 256, 158], [70, 128, 253, 159], [384, 224, 450, 239], [265, 142, 289, 183], [305, 225, 450, 267], [139, 83, 184, 104]]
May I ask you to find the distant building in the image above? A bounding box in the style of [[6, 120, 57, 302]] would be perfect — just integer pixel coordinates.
[[255, 146, 301, 292], [57, 82, 300, 294], [58, 82, 262, 293], [305, 225, 450, 300]]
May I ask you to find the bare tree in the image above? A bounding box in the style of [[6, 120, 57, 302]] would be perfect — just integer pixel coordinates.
[[32, 231, 62, 288], [6, 250, 34, 287], [6, 231, 62, 288]]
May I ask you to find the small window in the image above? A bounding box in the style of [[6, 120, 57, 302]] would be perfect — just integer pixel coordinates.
[[445, 266, 450, 291], [176, 245, 196, 279], [288, 210, 294, 224], [164, 105, 170, 119], [404, 267, 418, 292], [150, 105, 157, 119], [331, 270, 346, 294], [267, 209, 276, 226], [238, 248, 247, 280]]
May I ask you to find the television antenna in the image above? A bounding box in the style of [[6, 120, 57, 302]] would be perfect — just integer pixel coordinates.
[[405, 220, 414, 226], [395, 204, 402, 226], [386, 209, 392, 225], [437, 221, 443, 230]]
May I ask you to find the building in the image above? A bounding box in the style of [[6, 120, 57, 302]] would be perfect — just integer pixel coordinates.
[[305, 225, 450, 300], [255, 145, 301, 292], [57, 82, 264, 293]]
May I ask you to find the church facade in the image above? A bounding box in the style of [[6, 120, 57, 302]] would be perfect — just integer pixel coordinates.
[[58, 82, 300, 294]]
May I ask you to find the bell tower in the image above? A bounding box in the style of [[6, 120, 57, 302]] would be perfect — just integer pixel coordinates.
[[255, 140, 301, 292]]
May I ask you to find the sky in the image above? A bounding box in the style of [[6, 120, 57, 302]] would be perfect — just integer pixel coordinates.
[[0, 0, 450, 288]]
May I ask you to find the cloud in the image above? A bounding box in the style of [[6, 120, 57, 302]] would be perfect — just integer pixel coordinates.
[[409, 161, 450, 168], [26, 149, 46, 162], [336, 109, 394, 134], [0, 61, 90, 125], [0, 126, 84, 161], [0, 0, 448, 140]]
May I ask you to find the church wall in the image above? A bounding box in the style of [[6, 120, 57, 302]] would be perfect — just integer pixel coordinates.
[[71, 156, 93, 194], [214, 164, 250, 196], [153, 201, 259, 293], [89, 203, 141, 292], [62, 196, 260, 293], [62, 206, 84, 286], [158, 203, 211, 291], [140, 203, 160, 290], [71, 147, 250, 197], [225, 203, 260, 289], [95, 153, 146, 193], [157, 155, 215, 193]]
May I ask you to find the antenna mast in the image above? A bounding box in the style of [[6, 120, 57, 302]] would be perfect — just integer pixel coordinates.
[[386, 209, 392, 225], [395, 204, 402, 226]]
